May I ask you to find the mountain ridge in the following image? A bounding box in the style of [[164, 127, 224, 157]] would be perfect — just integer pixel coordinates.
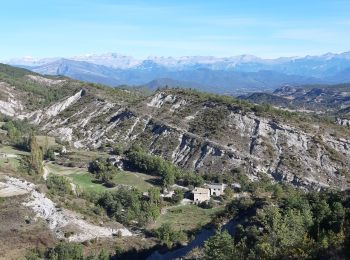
[[1, 63, 350, 191], [4, 50, 350, 94]]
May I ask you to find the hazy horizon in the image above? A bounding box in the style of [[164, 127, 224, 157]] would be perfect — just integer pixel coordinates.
[[1, 0, 350, 60]]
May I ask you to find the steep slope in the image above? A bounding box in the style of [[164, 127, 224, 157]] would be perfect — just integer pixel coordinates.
[[30, 91, 350, 190], [1, 64, 350, 191]]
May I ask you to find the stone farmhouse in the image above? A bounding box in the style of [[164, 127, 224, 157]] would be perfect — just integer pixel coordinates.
[[192, 187, 210, 202]]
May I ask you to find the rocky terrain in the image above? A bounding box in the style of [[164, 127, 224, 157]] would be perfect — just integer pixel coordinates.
[[241, 83, 350, 128], [1, 64, 350, 191], [0, 176, 132, 242]]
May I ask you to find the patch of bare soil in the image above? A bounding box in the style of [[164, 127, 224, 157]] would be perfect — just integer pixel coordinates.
[[0, 196, 56, 260]]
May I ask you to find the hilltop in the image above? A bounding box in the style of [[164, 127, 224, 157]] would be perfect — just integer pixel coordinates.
[[0, 63, 350, 191]]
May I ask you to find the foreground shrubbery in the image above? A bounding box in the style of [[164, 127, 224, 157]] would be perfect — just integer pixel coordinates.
[[26, 243, 109, 260], [155, 223, 187, 249], [203, 181, 350, 259], [47, 174, 73, 196], [85, 186, 162, 226]]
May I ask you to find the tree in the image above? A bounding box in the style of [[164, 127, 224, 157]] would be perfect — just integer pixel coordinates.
[[172, 189, 184, 204], [47, 174, 73, 196], [29, 135, 43, 175], [223, 187, 234, 201], [204, 230, 236, 260], [148, 187, 161, 206], [155, 223, 186, 249]]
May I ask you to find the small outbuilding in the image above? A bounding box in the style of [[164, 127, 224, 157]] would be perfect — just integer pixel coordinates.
[[207, 183, 226, 196]]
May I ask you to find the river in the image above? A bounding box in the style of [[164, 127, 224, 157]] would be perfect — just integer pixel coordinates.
[[147, 218, 238, 260]]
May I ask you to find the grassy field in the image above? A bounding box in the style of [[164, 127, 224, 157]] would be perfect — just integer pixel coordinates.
[[46, 162, 157, 193], [0, 145, 28, 172], [45, 163, 88, 176], [45, 163, 106, 193], [68, 149, 109, 161], [67, 171, 157, 193], [35, 135, 57, 148], [0, 157, 20, 172], [0, 145, 29, 156], [153, 204, 224, 231], [69, 173, 107, 193], [112, 171, 157, 192]]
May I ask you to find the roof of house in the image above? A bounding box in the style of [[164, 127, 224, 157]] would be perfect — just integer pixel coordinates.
[[192, 187, 209, 194], [207, 183, 225, 189]]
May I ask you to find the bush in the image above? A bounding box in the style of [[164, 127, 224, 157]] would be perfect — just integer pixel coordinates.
[[172, 189, 184, 204], [47, 174, 73, 196], [44, 148, 56, 161], [47, 243, 83, 260], [155, 223, 187, 248], [88, 158, 119, 186]]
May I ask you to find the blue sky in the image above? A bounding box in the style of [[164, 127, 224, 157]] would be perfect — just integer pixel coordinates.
[[1, 0, 350, 59]]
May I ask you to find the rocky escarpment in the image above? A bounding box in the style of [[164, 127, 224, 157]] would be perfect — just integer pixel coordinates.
[[20, 88, 349, 191], [1, 66, 349, 191], [0, 82, 24, 116], [337, 118, 350, 127]]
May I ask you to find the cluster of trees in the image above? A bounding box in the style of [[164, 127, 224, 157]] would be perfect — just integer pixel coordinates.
[[189, 106, 228, 137], [1, 118, 36, 149], [1, 118, 58, 175], [155, 223, 187, 249], [126, 146, 180, 187], [91, 186, 162, 226], [19, 135, 44, 176], [126, 145, 204, 188], [202, 182, 350, 259], [88, 158, 119, 187]]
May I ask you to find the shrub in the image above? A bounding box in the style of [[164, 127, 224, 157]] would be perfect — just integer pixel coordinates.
[[47, 174, 73, 196]]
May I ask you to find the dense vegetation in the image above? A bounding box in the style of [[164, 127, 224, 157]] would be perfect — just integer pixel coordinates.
[[88, 158, 120, 187], [125, 145, 204, 188], [165, 88, 347, 132], [87, 186, 162, 226], [0, 64, 82, 108], [26, 242, 109, 260], [47, 174, 73, 196], [0, 117, 37, 149], [202, 180, 350, 260]]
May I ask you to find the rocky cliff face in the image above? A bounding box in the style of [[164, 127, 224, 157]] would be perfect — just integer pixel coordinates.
[[0, 82, 24, 116], [1, 70, 349, 191], [18, 88, 350, 190]]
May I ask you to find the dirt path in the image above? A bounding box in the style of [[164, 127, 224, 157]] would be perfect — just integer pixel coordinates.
[[43, 164, 49, 180], [0, 176, 133, 242]]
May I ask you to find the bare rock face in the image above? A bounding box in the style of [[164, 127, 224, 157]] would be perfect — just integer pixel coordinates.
[[337, 118, 350, 127], [0, 82, 24, 116], [4, 85, 350, 191]]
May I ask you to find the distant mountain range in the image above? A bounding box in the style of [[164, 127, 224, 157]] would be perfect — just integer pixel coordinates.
[[3, 51, 350, 94]]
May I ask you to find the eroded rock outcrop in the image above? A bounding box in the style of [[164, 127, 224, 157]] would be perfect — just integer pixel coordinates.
[[3, 86, 350, 191]]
